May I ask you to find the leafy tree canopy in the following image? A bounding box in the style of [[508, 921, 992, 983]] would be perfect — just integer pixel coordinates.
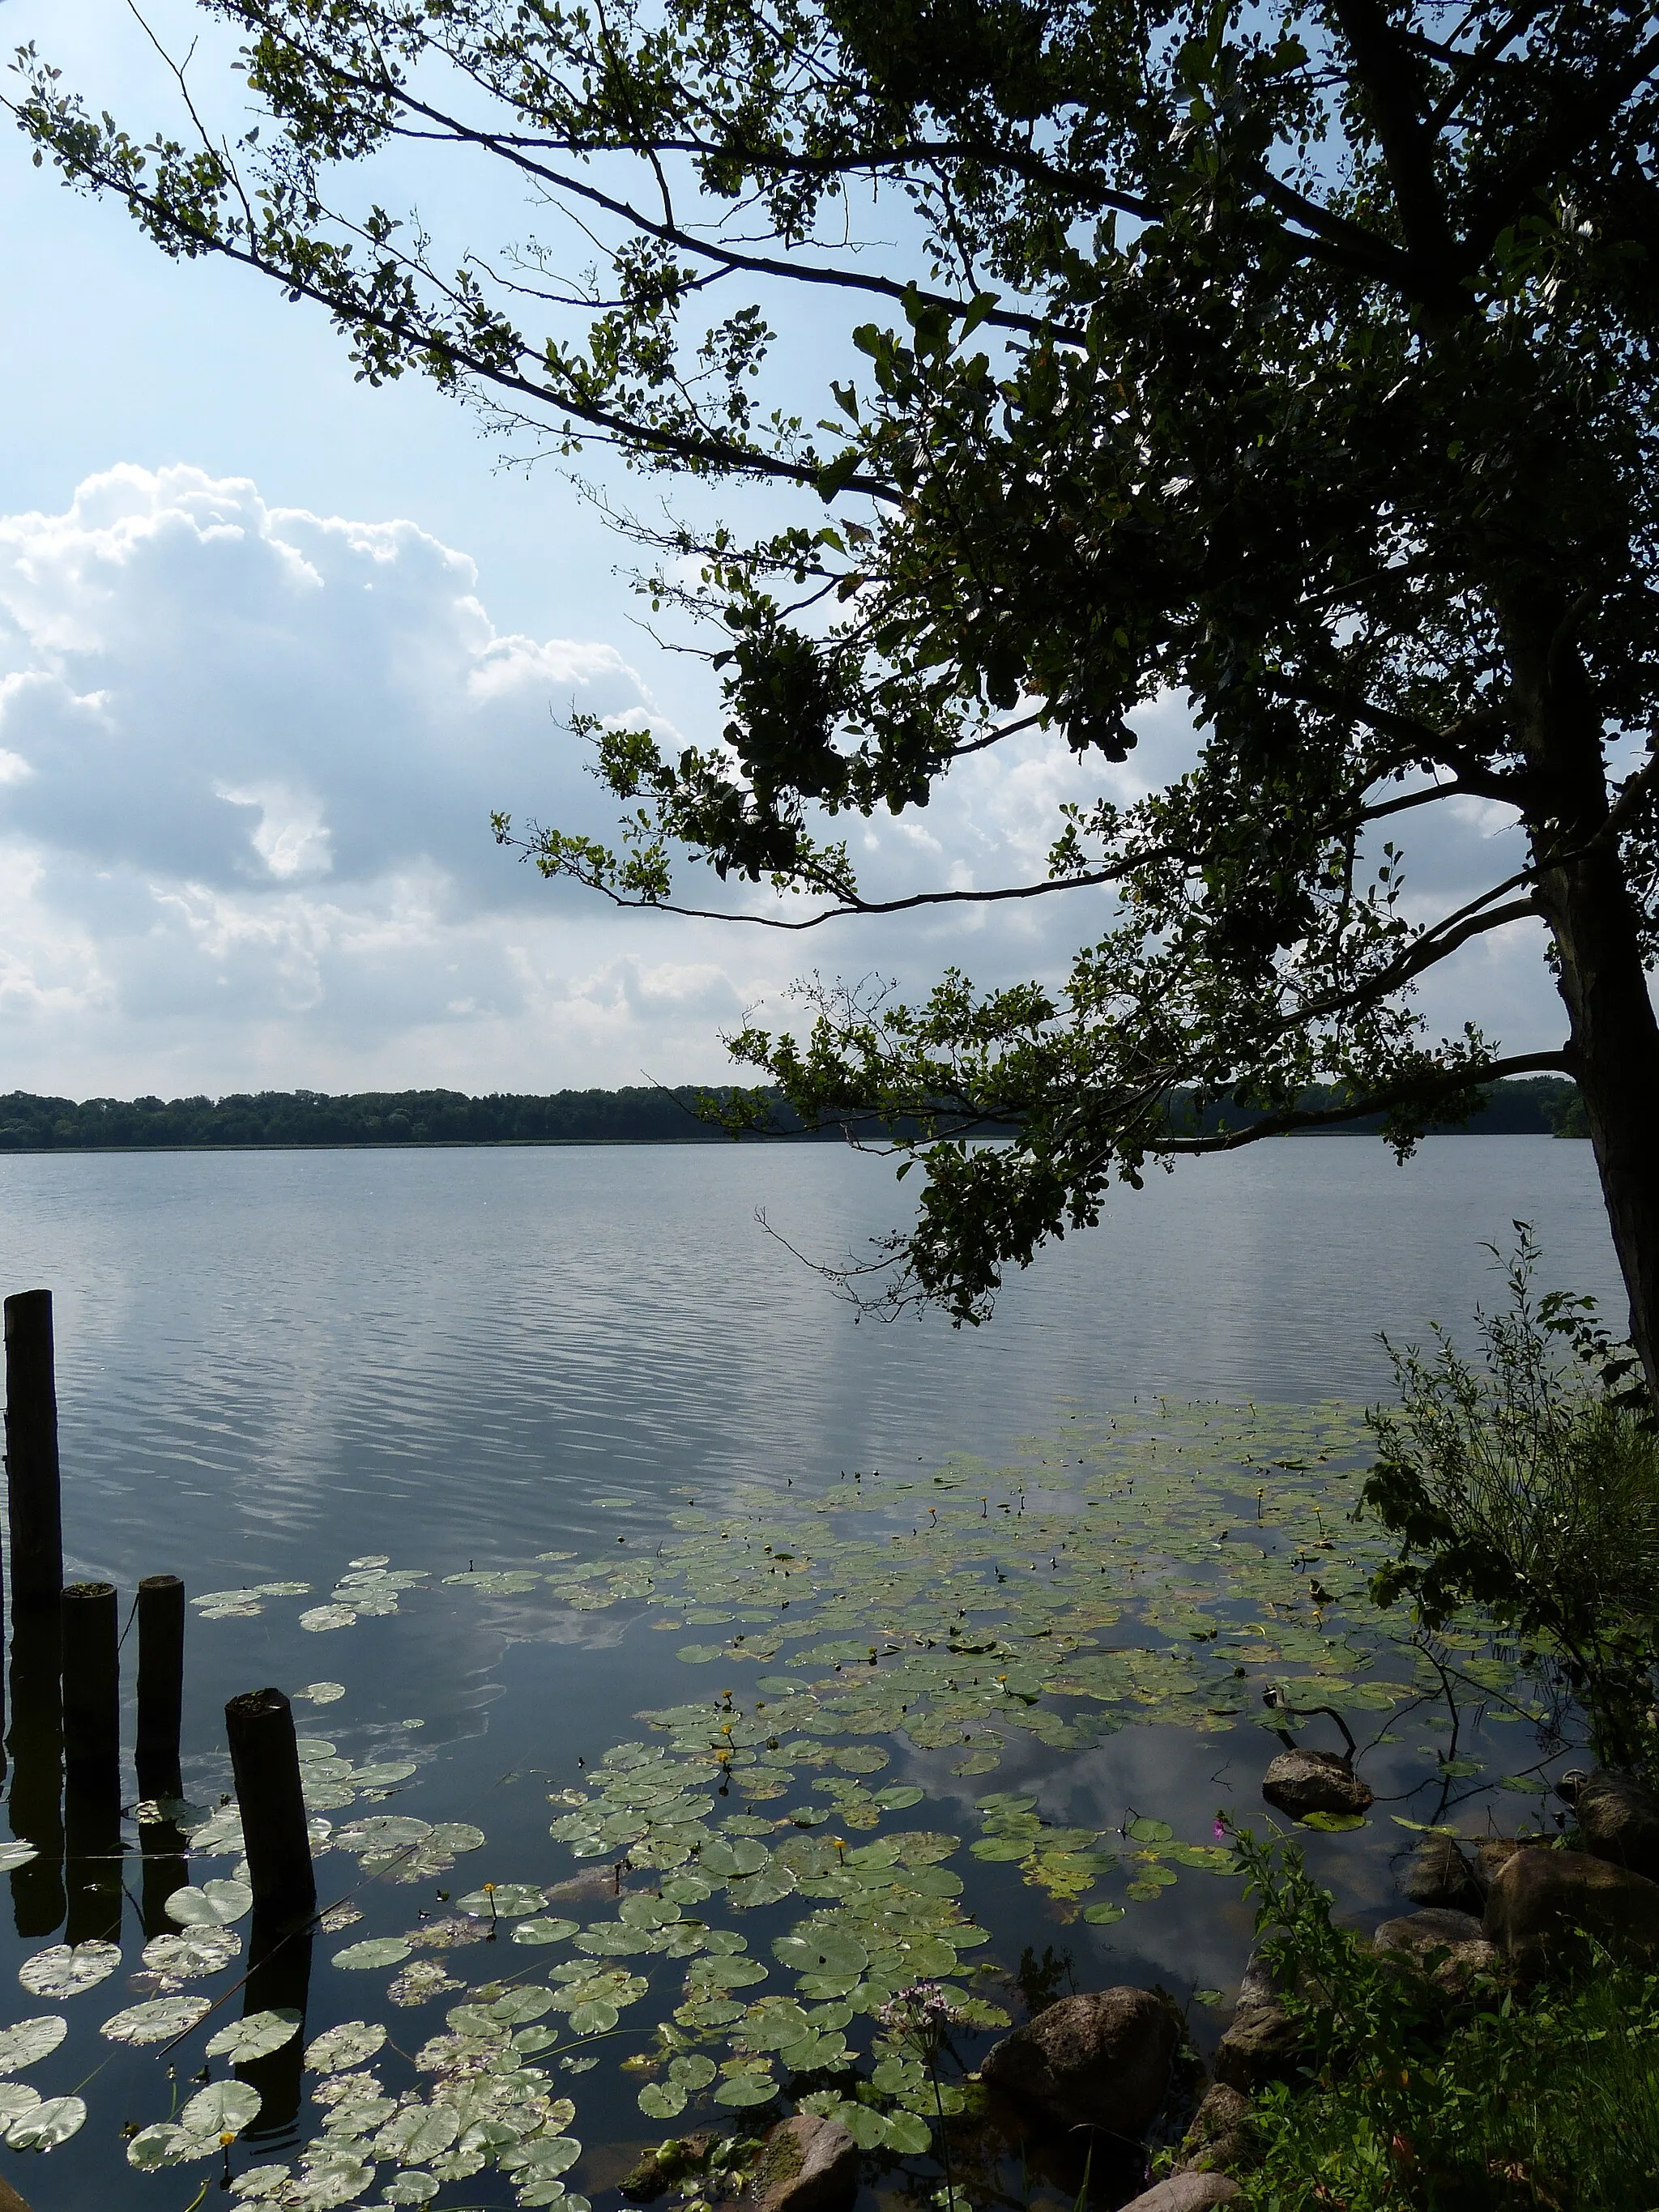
[[12, 1, 1659, 1363]]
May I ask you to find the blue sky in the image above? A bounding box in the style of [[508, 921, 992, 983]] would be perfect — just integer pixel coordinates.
[[0, 0, 1563, 1099]]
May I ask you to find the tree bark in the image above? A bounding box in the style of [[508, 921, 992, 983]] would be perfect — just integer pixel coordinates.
[[1511, 605, 1659, 1402]]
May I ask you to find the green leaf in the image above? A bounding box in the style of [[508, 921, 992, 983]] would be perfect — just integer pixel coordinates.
[[166, 1878, 254, 1928], [205, 2008, 302, 2061], [714, 2069, 776, 2108], [0, 2017, 66, 2069], [333, 1937, 412, 1969], [305, 2019, 387, 2071], [513, 1916, 580, 1946], [7, 2094, 86, 2149], [180, 2078, 263, 2137], [101, 1996, 211, 2044], [18, 1941, 121, 1997]]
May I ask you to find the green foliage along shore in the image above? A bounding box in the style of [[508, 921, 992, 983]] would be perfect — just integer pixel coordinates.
[[0, 1076, 1589, 1153]]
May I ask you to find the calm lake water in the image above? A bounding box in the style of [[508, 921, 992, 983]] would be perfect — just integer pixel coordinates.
[[0, 1137, 1626, 2209]]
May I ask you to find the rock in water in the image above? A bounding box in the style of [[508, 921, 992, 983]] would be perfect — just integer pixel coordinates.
[[979, 1988, 1179, 2141], [1176, 2082, 1256, 2175], [1374, 1908, 1498, 1991], [1403, 1835, 1481, 1912], [751, 2115, 859, 2212], [1260, 1749, 1373, 1820], [1212, 1997, 1303, 2091], [1576, 1772, 1659, 1882], [1116, 2176, 1243, 2211], [1484, 1846, 1659, 1975], [1375, 1907, 1483, 1950]]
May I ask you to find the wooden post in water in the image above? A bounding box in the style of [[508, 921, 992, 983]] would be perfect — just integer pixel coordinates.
[[136, 1577, 189, 1937], [62, 1581, 121, 1945], [3, 1291, 62, 1617], [135, 1575, 185, 1802], [224, 1688, 315, 1927], [61, 1583, 118, 1781]]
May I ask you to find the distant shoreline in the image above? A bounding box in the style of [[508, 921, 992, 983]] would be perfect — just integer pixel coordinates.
[[0, 1074, 1588, 1153]]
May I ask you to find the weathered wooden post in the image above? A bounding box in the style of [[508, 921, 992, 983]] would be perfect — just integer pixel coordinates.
[[135, 1575, 185, 1802], [224, 1688, 315, 1927], [4, 1291, 62, 1617], [137, 1576, 189, 1937], [61, 1582, 118, 1781], [62, 1581, 121, 1946], [4, 1290, 64, 1937]]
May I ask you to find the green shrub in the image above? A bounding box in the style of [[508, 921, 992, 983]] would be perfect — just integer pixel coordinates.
[[1360, 1230, 1659, 1768], [1232, 1829, 1659, 2210]]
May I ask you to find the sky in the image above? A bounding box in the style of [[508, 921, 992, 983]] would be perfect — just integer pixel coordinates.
[[0, 0, 1567, 1100]]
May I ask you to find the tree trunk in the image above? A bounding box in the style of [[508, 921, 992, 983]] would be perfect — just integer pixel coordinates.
[[1542, 846, 1659, 1403], [1513, 605, 1659, 1403]]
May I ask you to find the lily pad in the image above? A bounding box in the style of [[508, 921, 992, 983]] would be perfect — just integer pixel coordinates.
[[7, 2094, 87, 2149], [205, 2007, 303, 2061], [373, 2104, 461, 2161], [513, 1917, 580, 1946], [334, 1937, 412, 1970], [166, 1878, 254, 1928], [102, 1994, 211, 2044], [0, 2017, 66, 2070], [714, 2069, 776, 2108], [18, 1941, 121, 1997], [128, 2121, 198, 2170], [455, 1883, 547, 1917], [181, 2078, 263, 2137], [305, 2019, 388, 2071]]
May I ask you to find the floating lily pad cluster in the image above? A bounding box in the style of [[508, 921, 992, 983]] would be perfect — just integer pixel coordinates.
[[0, 1401, 1565, 2207]]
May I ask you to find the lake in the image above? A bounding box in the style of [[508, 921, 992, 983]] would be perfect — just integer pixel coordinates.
[[0, 1137, 1625, 2208]]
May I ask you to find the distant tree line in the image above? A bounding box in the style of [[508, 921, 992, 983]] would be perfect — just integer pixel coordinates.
[[0, 1076, 1589, 1153]]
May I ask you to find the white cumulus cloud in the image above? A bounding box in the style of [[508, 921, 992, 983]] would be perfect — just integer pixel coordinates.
[[0, 462, 1569, 1101]]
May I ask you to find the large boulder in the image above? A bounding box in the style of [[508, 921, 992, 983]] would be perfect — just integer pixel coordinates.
[[1115, 2176, 1243, 2212], [1402, 1835, 1481, 1913], [979, 1988, 1179, 2142], [750, 2115, 859, 2212], [1484, 1846, 1659, 1975], [1175, 2082, 1256, 2176], [1261, 1749, 1373, 1821], [1576, 1772, 1659, 1883]]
